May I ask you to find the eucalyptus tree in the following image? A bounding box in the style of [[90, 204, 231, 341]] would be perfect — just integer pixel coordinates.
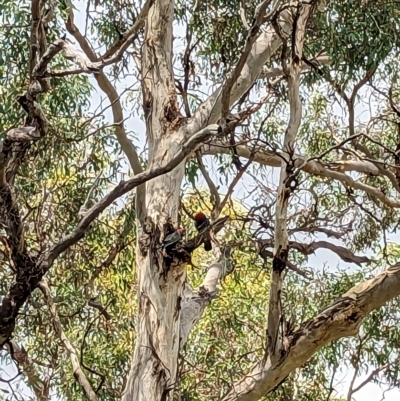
[[1, 0, 400, 400]]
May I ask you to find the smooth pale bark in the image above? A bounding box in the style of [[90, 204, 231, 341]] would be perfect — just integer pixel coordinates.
[[222, 262, 400, 401], [121, 1, 186, 400], [180, 247, 233, 348], [187, 3, 291, 133]]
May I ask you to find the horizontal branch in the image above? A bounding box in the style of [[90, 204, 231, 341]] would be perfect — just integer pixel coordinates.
[[288, 225, 347, 239], [33, 38, 100, 78], [6, 126, 41, 142], [290, 240, 370, 266], [260, 239, 370, 266], [203, 142, 400, 208], [222, 262, 400, 401], [259, 55, 331, 80]]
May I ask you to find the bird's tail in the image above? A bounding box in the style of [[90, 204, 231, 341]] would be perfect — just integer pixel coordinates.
[[204, 240, 212, 252]]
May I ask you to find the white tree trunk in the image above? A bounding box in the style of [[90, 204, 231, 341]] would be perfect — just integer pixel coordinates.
[[122, 168, 186, 401], [122, 1, 187, 399]]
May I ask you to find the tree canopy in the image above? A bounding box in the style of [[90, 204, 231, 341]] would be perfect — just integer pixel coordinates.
[[1, 0, 400, 400]]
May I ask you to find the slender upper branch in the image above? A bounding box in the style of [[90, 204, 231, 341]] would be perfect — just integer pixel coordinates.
[[101, 0, 154, 60], [220, 0, 275, 118], [186, 0, 291, 134], [66, 5, 146, 221]]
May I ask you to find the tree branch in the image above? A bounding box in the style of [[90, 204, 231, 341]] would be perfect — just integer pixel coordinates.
[[220, 0, 275, 118], [39, 280, 99, 401], [180, 246, 234, 348], [349, 363, 389, 398], [259, 55, 331, 79], [203, 142, 400, 208], [221, 262, 400, 401], [290, 240, 370, 266], [66, 5, 146, 223], [260, 239, 371, 266], [32, 38, 100, 78], [186, 0, 291, 133], [267, 0, 313, 363], [101, 0, 154, 61]]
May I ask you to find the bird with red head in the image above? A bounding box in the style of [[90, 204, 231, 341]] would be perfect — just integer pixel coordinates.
[[193, 212, 212, 252]]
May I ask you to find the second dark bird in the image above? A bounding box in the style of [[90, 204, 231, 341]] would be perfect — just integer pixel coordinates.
[[163, 227, 186, 253]]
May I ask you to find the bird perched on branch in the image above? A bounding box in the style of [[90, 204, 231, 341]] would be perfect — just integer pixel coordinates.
[[193, 212, 212, 252], [163, 227, 186, 253]]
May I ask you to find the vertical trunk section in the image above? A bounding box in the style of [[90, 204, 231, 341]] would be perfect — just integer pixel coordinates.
[[267, 2, 314, 364], [122, 1, 186, 400]]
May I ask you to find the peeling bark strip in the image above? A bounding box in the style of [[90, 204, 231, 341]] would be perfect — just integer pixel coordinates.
[[267, 0, 314, 370], [222, 262, 400, 401]]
